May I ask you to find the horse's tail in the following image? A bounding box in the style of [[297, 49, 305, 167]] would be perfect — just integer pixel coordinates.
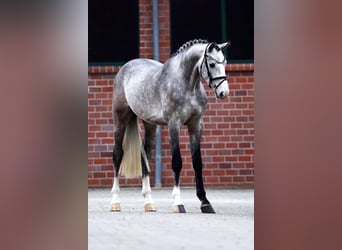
[[119, 117, 150, 178]]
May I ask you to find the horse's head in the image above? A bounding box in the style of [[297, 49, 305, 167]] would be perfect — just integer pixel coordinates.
[[200, 42, 230, 99]]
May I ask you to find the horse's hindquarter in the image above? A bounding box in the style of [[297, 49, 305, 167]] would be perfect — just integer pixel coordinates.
[[120, 59, 165, 124]]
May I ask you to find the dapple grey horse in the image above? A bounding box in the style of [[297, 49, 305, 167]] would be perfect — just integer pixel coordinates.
[[110, 39, 230, 213]]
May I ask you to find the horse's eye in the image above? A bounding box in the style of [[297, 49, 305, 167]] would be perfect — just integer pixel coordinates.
[[209, 63, 215, 68]]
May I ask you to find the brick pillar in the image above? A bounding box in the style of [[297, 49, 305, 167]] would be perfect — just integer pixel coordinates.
[[158, 0, 170, 62], [139, 0, 170, 61], [139, 0, 153, 58]]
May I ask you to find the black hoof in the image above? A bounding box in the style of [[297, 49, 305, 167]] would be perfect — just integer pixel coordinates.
[[173, 204, 187, 213], [178, 204, 186, 213], [201, 203, 216, 214]]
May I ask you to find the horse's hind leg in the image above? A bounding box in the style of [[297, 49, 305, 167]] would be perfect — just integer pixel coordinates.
[[110, 107, 134, 212], [110, 130, 124, 211], [110, 121, 126, 211], [141, 121, 157, 212], [110, 176, 121, 211]]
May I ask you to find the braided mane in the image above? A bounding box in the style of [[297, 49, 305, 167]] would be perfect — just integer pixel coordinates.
[[173, 39, 208, 56]]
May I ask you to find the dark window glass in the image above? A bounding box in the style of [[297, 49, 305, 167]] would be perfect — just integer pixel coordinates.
[[170, 0, 254, 62], [170, 0, 221, 52], [88, 0, 139, 64], [225, 0, 254, 61]]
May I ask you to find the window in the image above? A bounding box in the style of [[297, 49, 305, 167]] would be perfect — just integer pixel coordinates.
[[88, 0, 139, 65], [170, 0, 254, 62]]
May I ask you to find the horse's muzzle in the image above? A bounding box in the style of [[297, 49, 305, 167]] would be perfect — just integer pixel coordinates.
[[216, 89, 229, 99]]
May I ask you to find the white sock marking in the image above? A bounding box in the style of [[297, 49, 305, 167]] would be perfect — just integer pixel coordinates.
[[142, 176, 154, 205], [110, 177, 120, 204], [172, 186, 184, 206]]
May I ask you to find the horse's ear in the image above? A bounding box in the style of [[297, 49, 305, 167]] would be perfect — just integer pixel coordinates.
[[207, 42, 217, 52], [218, 41, 231, 50]]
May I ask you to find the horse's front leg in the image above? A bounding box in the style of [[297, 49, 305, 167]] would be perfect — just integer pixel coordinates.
[[169, 120, 186, 213], [188, 120, 215, 213]]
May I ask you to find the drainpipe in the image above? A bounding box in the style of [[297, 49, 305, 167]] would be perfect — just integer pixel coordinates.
[[152, 0, 162, 187]]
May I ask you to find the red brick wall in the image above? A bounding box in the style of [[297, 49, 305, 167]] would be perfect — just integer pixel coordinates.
[[88, 0, 254, 188]]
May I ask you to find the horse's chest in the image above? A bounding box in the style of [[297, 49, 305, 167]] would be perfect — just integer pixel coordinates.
[[176, 97, 206, 122], [161, 84, 207, 124], [189, 98, 205, 113]]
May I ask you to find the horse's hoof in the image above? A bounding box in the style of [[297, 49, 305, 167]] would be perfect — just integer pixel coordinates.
[[110, 203, 121, 212], [201, 203, 216, 214], [172, 204, 186, 213], [144, 203, 157, 212]]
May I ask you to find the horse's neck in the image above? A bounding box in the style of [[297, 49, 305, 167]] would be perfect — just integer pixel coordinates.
[[179, 46, 205, 89]]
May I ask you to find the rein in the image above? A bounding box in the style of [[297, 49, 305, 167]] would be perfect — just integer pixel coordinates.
[[200, 44, 227, 91]]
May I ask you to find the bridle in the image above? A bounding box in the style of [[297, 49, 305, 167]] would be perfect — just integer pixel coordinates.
[[200, 43, 227, 92]]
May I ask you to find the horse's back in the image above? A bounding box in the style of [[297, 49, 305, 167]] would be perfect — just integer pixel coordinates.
[[117, 58, 161, 79]]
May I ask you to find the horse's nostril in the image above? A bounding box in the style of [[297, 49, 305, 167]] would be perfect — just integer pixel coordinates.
[[219, 92, 224, 98]]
